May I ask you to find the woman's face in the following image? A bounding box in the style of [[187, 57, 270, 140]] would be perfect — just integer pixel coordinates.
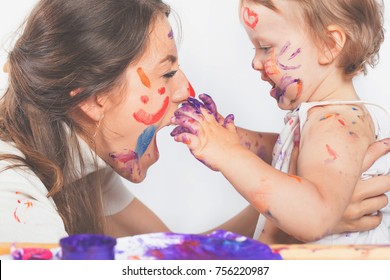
[[95, 16, 194, 182]]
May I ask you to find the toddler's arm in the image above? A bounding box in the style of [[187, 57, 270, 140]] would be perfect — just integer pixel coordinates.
[[172, 97, 374, 241]]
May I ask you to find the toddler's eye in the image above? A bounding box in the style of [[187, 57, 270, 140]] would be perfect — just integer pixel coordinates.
[[260, 46, 272, 52], [163, 70, 178, 79]]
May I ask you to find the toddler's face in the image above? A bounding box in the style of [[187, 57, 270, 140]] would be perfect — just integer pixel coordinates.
[[240, 0, 327, 111], [97, 16, 194, 182]]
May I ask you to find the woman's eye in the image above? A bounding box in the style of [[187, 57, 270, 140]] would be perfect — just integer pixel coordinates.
[[163, 70, 178, 79]]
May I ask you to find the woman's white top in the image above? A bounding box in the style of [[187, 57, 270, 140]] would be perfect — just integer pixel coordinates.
[[0, 137, 134, 243]]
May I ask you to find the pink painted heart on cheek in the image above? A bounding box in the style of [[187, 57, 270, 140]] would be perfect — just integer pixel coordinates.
[[243, 7, 259, 29]]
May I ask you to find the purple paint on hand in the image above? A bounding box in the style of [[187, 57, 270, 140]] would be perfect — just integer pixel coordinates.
[[199, 93, 218, 120], [176, 103, 200, 115], [223, 114, 235, 127], [187, 97, 207, 111], [170, 125, 191, 137]]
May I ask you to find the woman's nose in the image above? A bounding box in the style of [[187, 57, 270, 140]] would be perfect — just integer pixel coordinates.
[[171, 70, 194, 103]]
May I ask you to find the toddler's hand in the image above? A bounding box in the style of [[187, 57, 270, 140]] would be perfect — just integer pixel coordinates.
[[170, 94, 240, 170]]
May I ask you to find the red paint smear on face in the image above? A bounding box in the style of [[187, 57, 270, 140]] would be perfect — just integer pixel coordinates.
[[264, 50, 281, 76], [158, 87, 166, 95], [188, 82, 196, 97], [111, 153, 138, 164], [140, 96, 149, 104], [295, 80, 303, 100], [133, 96, 170, 125], [137, 67, 151, 88], [326, 144, 338, 160], [243, 7, 259, 29]]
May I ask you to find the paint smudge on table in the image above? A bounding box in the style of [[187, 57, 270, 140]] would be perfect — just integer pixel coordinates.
[[115, 230, 282, 260]]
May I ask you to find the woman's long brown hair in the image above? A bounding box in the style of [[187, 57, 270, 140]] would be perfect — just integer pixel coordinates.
[[0, 0, 170, 235]]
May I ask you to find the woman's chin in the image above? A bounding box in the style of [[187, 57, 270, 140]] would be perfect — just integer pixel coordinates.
[[123, 137, 159, 183]]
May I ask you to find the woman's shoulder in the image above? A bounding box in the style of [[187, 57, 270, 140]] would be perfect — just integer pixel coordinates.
[[0, 139, 50, 199], [0, 138, 25, 157]]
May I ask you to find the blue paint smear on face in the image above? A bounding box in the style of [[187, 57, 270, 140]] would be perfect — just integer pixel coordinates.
[[135, 126, 156, 157]]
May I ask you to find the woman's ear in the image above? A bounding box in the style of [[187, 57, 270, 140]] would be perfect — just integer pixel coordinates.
[[70, 89, 107, 122], [318, 25, 347, 65]]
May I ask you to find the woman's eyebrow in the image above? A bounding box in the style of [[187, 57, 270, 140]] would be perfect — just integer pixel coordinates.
[[159, 54, 177, 64]]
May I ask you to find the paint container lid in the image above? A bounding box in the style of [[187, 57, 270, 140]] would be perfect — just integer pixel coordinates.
[[60, 234, 116, 260]]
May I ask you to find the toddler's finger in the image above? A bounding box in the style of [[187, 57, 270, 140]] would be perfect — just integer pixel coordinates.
[[171, 115, 200, 135], [187, 97, 208, 112], [223, 114, 234, 128], [170, 126, 191, 137], [199, 93, 218, 120], [186, 97, 217, 122], [173, 132, 198, 149], [174, 104, 205, 122]]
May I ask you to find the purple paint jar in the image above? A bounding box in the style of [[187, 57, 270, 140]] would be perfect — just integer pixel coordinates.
[[60, 234, 116, 260]]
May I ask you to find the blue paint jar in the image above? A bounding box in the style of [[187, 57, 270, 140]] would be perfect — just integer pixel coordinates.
[[60, 234, 116, 260]]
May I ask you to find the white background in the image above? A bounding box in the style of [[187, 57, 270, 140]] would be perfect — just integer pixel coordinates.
[[1, 0, 389, 234]]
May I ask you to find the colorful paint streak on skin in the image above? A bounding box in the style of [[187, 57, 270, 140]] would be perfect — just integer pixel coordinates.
[[137, 67, 151, 88], [158, 87, 166, 95], [265, 50, 281, 76], [109, 150, 139, 164], [140, 96, 149, 104], [135, 126, 157, 157], [109, 149, 140, 177], [274, 76, 302, 103], [243, 7, 259, 29], [338, 119, 346, 126], [288, 174, 302, 183], [256, 145, 267, 161], [349, 131, 360, 139], [325, 144, 338, 164], [291, 80, 303, 103], [168, 29, 174, 40], [278, 45, 302, 103], [319, 114, 338, 121], [108, 126, 156, 177], [319, 113, 346, 127], [277, 42, 302, 71], [188, 82, 196, 98], [265, 42, 303, 104], [133, 96, 170, 125]]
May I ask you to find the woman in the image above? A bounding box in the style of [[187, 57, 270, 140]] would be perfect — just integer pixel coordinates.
[[0, 0, 388, 243]]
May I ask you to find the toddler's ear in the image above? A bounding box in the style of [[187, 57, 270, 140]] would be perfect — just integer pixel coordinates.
[[318, 25, 346, 65]]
